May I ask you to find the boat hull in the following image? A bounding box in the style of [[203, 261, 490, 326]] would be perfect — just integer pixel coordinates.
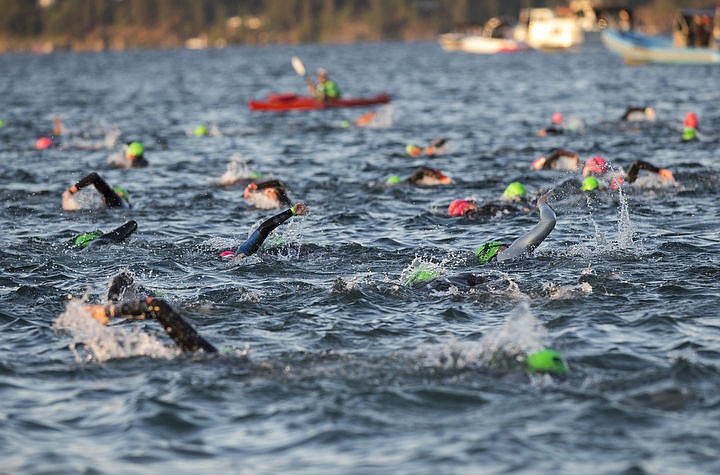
[[248, 93, 391, 111], [439, 34, 530, 54], [602, 29, 720, 64]]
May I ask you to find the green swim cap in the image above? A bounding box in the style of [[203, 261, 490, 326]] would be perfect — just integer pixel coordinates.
[[249, 172, 264, 180], [112, 186, 130, 202], [406, 269, 440, 285], [682, 127, 696, 141], [127, 141, 144, 157], [0, 118, 4, 128], [502, 181, 526, 199], [527, 349, 568, 374], [194, 125, 208, 137], [340, 120, 350, 128], [386, 175, 401, 184], [74, 231, 103, 248], [581, 176, 599, 192], [475, 241, 505, 263]]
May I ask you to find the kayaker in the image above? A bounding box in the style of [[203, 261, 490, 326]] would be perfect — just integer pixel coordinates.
[[219, 203, 307, 259], [62, 172, 131, 210], [532, 149, 580, 171], [243, 179, 292, 209], [71, 220, 138, 250], [109, 141, 148, 169], [312, 68, 341, 100]]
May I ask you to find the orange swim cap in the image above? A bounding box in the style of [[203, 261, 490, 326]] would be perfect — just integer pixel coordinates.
[[36, 137, 52, 150], [448, 199, 474, 216]]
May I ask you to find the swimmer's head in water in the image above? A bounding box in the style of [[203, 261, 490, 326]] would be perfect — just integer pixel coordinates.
[[526, 349, 569, 374], [684, 112, 698, 129], [682, 127, 697, 142], [406, 269, 441, 285], [74, 231, 103, 248], [112, 186, 130, 202], [405, 143, 422, 157], [552, 112, 563, 124], [531, 156, 547, 170], [194, 125, 208, 137], [502, 182, 526, 201], [582, 156, 608, 177], [386, 175, 401, 184], [644, 107, 656, 120], [475, 241, 506, 263], [581, 176, 599, 192], [36, 137, 52, 150], [448, 199, 475, 216], [609, 176, 624, 190], [127, 141, 144, 158]]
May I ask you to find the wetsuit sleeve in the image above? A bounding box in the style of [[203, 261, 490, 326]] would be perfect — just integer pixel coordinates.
[[625, 160, 661, 183], [235, 208, 295, 257], [106, 298, 217, 353], [496, 201, 556, 262], [86, 220, 137, 249], [72, 172, 127, 208]]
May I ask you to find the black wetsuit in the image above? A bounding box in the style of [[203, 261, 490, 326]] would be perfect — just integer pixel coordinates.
[[82, 220, 138, 250], [407, 167, 448, 185], [101, 298, 217, 353], [225, 207, 298, 258], [625, 160, 664, 184], [463, 203, 519, 219], [69, 172, 129, 208]]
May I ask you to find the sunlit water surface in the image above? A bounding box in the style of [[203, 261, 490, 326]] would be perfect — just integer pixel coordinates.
[[1, 40, 720, 474]]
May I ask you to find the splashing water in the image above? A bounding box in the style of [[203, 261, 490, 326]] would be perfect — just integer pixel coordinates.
[[54, 299, 179, 363], [615, 184, 636, 249], [217, 155, 255, 186], [400, 255, 449, 285]]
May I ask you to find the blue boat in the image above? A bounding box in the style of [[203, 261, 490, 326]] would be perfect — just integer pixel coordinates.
[[601, 8, 720, 65]]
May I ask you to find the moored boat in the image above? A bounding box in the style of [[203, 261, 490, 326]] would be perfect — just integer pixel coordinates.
[[248, 93, 391, 112], [601, 8, 720, 64]]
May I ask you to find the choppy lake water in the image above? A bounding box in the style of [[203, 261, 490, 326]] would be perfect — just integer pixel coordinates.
[[1, 39, 720, 474]]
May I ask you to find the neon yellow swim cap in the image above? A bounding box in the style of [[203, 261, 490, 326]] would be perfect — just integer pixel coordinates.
[[194, 125, 208, 137], [113, 186, 130, 202], [127, 142, 144, 157], [527, 349, 568, 374], [502, 182, 526, 199], [386, 175, 401, 184], [581, 176, 599, 192], [682, 127, 696, 142]]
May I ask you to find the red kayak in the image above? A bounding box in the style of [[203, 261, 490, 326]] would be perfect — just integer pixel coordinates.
[[248, 93, 391, 111]]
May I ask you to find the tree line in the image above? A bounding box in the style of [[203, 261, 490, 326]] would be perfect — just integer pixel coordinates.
[[0, 0, 712, 52]]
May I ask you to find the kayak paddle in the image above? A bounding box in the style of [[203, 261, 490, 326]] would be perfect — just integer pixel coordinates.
[[291, 56, 316, 94]]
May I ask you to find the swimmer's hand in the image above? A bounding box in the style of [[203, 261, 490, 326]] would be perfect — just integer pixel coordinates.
[[84, 305, 109, 325], [291, 203, 308, 216], [62, 189, 81, 210], [659, 169, 674, 181]]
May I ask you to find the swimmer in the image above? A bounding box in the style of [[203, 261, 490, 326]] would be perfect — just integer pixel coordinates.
[[537, 112, 564, 136], [621, 107, 656, 122], [82, 298, 217, 353], [475, 195, 556, 264], [406, 167, 453, 186], [499, 181, 529, 204], [110, 141, 148, 168], [582, 156, 674, 188], [447, 199, 519, 218], [106, 270, 154, 304], [220, 203, 307, 259], [682, 112, 699, 142], [72, 220, 138, 250], [243, 179, 292, 209], [62, 172, 130, 210], [531, 149, 580, 171], [405, 137, 448, 157]]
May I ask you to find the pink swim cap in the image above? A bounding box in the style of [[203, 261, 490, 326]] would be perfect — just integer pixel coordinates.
[[219, 250, 236, 258], [684, 112, 698, 128], [448, 199, 473, 216], [36, 137, 52, 150], [552, 112, 564, 124], [583, 156, 608, 176]]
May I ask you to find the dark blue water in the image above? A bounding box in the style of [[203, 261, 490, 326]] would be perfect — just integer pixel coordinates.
[[1, 39, 720, 474]]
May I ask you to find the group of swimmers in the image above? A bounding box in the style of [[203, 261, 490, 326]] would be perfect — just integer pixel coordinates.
[[48, 81, 703, 377]]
